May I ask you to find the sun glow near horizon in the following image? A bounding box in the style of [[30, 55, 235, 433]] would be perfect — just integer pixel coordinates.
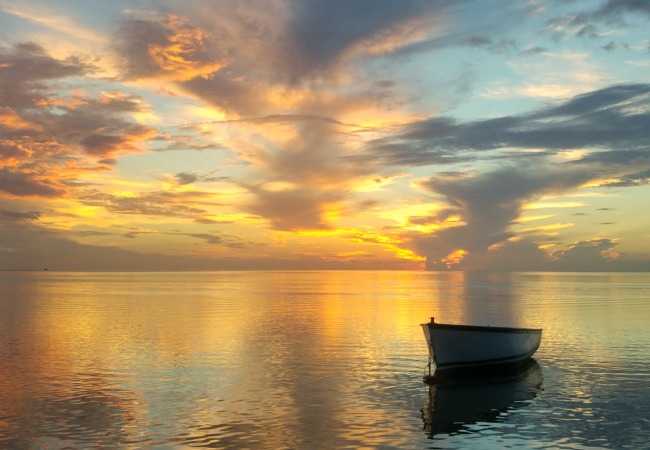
[[1, 1, 649, 271]]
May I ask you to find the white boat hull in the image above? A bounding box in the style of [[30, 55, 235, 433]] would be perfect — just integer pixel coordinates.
[[422, 322, 541, 371]]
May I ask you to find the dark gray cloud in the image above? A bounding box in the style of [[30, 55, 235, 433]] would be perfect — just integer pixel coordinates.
[[0, 208, 40, 222], [37, 95, 154, 159], [171, 232, 246, 249], [602, 41, 617, 51], [182, 232, 223, 245], [0, 140, 29, 160], [591, 0, 650, 22], [391, 80, 650, 268], [122, 229, 246, 248], [572, 149, 650, 166], [0, 42, 90, 109], [411, 164, 595, 266], [174, 171, 228, 185], [428, 237, 650, 272], [395, 32, 520, 57], [409, 208, 456, 226], [151, 132, 226, 152], [193, 217, 234, 225], [519, 46, 547, 56], [363, 83, 650, 167], [182, 73, 264, 116], [546, 0, 650, 41], [74, 229, 114, 237], [385, 1, 539, 59], [286, 0, 456, 78], [394, 90, 650, 268], [0, 168, 63, 197], [601, 169, 650, 187], [175, 172, 199, 185], [550, 239, 621, 271]]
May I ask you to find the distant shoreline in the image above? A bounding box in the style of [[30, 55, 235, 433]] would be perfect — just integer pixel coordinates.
[[1, 269, 649, 273]]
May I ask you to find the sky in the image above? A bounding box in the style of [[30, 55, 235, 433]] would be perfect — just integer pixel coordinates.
[[0, 0, 649, 271]]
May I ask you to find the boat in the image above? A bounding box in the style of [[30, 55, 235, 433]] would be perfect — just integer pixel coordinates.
[[421, 316, 541, 381]]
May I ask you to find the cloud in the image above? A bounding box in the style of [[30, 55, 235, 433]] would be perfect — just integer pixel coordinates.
[[411, 164, 595, 266], [239, 116, 376, 230], [120, 227, 247, 248], [239, 83, 650, 233], [175, 172, 199, 185], [170, 232, 246, 248], [115, 13, 223, 81], [0, 221, 409, 271], [431, 237, 650, 272], [395, 32, 520, 57], [78, 189, 221, 221], [114, 8, 284, 114], [151, 132, 226, 152], [285, 0, 453, 78], [5, 3, 649, 271], [409, 208, 456, 225], [0, 208, 40, 221], [0, 43, 156, 199], [519, 46, 547, 56], [0, 139, 30, 163], [383, 1, 541, 59], [546, 0, 650, 41], [39, 93, 155, 159], [111, 8, 403, 231], [589, 0, 650, 22], [370, 84, 650, 270], [0, 168, 64, 197], [599, 169, 650, 187], [173, 171, 227, 185], [550, 238, 622, 271], [109, 5, 439, 231], [246, 185, 342, 230], [574, 149, 650, 167], [111, 3, 455, 113], [0, 42, 90, 110], [363, 83, 650, 167]]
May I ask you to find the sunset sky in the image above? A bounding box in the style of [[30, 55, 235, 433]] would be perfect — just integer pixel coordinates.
[[1, 0, 649, 271]]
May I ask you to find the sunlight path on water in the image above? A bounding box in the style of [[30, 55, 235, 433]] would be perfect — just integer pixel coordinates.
[[0, 271, 649, 449]]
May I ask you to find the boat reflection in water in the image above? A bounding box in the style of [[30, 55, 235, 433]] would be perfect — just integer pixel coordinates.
[[421, 359, 543, 438]]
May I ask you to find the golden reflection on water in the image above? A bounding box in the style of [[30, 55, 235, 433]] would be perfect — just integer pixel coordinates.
[[1, 271, 650, 448]]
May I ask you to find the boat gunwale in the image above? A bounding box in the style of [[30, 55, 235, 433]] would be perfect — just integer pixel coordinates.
[[420, 322, 542, 334]]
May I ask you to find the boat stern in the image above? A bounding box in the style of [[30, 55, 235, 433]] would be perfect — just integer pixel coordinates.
[[421, 318, 437, 364]]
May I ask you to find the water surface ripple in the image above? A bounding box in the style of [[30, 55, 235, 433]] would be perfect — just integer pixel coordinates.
[[1, 271, 649, 449]]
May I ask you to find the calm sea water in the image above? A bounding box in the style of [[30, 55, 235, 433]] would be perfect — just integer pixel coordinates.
[[1, 271, 649, 449]]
